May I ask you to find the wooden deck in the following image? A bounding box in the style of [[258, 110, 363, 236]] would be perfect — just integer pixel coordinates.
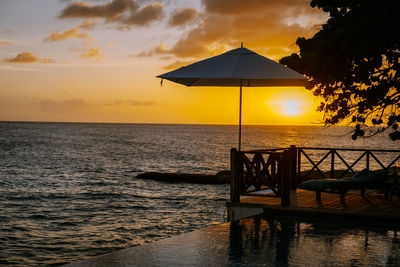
[[227, 190, 400, 227]]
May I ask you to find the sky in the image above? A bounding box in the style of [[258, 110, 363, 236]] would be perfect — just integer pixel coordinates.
[[0, 0, 328, 125]]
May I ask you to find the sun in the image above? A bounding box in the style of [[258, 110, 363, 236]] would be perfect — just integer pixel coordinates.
[[281, 101, 301, 116]]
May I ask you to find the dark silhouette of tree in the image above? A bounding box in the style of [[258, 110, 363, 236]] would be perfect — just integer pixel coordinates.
[[280, 0, 400, 140]]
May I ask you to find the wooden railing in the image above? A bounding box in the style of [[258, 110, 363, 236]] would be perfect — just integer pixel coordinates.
[[230, 146, 296, 204], [298, 147, 400, 181], [230, 146, 400, 204]]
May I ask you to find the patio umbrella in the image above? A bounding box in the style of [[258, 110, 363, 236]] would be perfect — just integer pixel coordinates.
[[157, 44, 306, 150]]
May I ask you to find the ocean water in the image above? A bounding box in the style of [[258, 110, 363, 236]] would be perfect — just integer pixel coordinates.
[[0, 122, 399, 266]]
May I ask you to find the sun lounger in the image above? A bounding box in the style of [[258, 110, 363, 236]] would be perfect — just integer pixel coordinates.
[[298, 169, 392, 206]]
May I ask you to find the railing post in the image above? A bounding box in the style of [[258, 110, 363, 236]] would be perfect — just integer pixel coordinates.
[[255, 152, 261, 190], [230, 148, 241, 202], [366, 150, 370, 170], [281, 146, 298, 206], [331, 149, 335, 178], [281, 150, 290, 205], [289, 145, 297, 189], [297, 147, 301, 182]]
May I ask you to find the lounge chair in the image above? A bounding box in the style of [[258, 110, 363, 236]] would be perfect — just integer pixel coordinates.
[[297, 168, 393, 206]]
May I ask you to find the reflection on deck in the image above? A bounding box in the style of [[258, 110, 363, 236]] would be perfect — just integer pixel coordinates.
[[64, 214, 400, 267], [228, 189, 400, 225]]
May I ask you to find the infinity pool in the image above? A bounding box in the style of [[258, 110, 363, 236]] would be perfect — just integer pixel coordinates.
[[66, 215, 400, 266]]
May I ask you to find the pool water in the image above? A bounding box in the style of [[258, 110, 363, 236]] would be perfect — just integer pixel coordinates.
[[66, 214, 400, 266]]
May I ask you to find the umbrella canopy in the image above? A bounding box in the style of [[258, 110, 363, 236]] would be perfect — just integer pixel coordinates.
[[157, 47, 306, 87], [157, 45, 306, 150]]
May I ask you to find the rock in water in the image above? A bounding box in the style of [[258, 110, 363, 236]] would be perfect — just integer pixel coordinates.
[[136, 171, 230, 184]]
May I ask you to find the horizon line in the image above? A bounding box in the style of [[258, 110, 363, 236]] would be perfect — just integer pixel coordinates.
[[0, 120, 331, 127]]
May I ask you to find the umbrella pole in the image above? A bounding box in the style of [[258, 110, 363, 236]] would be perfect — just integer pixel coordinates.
[[238, 79, 243, 151]]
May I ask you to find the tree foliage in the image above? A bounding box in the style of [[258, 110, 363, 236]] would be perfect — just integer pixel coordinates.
[[280, 0, 400, 140]]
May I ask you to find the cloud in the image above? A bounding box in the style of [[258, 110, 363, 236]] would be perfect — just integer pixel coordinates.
[[44, 27, 91, 42], [44, 19, 97, 43], [59, 0, 164, 27], [123, 3, 163, 25], [110, 99, 158, 106], [168, 7, 198, 27], [37, 98, 158, 117], [39, 99, 94, 113], [142, 0, 327, 60], [2, 52, 55, 63], [78, 19, 98, 29], [59, 0, 136, 20], [0, 40, 12, 46], [159, 55, 172, 60], [134, 44, 168, 57], [203, 0, 320, 16], [128, 100, 157, 106], [0, 65, 42, 72], [81, 47, 103, 62], [163, 59, 196, 70]]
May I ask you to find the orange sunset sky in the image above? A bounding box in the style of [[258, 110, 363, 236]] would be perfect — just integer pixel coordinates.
[[0, 0, 328, 125]]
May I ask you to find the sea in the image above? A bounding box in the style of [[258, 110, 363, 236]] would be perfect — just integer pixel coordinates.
[[1, 122, 400, 266]]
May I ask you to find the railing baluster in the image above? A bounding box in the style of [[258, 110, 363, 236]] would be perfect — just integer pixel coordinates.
[[301, 150, 319, 178], [369, 151, 385, 169], [388, 154, 400, 168], [334, 150, 355, 177], [302, 149, 330, 179], [347, 151, 367, 172]]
